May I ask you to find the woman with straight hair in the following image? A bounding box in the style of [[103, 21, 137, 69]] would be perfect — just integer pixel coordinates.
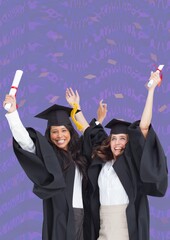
[[3, 95, 91, 240]]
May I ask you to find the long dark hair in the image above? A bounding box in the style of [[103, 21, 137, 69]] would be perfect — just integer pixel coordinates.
[[45, 124, 87, 180], [92, 135, 113, 162]]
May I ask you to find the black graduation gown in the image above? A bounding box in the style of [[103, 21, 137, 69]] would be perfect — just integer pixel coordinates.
[[82, 120, 168, 240], [13, 127, 84, 240]]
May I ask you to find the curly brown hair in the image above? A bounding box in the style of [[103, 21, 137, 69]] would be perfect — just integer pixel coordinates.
[[92, 135, 113, 162]]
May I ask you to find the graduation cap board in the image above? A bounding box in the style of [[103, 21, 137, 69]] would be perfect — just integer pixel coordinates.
[[105, 119, 131, 134], [35, 104, 73, 127]]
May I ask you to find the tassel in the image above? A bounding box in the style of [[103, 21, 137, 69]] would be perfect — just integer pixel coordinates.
[[70, 103, 83, 131]]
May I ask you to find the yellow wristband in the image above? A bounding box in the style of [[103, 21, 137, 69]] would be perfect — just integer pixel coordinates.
[[70, 103, 83, 131]]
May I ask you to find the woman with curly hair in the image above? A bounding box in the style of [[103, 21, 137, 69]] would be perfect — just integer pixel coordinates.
[[66, 70, 168, 240]]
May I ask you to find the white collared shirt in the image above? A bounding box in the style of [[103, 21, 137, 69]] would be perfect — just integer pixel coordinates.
[[98, 160, 129, 205], [5, 110, 83, 208]]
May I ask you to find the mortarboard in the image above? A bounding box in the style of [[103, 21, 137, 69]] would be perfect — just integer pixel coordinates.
[[35, 104, 73, 127], [105, 118, 131, 134]]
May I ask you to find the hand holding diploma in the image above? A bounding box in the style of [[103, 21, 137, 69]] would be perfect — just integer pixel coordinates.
[[4, 70, 23, 111], [147, 65, 164, 88]]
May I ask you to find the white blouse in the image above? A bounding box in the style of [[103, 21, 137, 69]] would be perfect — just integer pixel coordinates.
[[5, 110, 83, 208], [98, 160, 129, 205]]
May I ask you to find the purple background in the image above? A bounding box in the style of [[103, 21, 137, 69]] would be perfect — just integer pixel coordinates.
[[0, 1, 170, 239]]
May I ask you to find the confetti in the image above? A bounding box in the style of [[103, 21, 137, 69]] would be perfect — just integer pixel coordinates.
[[133, 22, 142, 30], [150, 53, 157, 62], [49, 96, 59, 103], [106, 39, 116, 45], [114, 93, 124, 98], [108, 59, 117, 65], [158, 105, 167, 112], [84, 74, 96, 79], [39, 72, 49, 77]]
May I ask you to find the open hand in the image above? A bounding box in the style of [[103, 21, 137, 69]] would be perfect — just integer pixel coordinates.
[[65, 88, 80, 109], [97, 100, 107, 124]]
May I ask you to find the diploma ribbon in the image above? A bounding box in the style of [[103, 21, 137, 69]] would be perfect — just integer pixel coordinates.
[[11, 86, 18, 95], [11, 86, 18, 90], [156, 68, 163, 86]]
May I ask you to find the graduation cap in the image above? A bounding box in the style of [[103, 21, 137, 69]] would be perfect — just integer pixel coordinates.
[[35, 104, 73, 127], [105, 118, 131, 134]]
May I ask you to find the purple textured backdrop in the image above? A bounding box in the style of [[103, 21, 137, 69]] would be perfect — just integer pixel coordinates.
[[0, 1, 169, 239]]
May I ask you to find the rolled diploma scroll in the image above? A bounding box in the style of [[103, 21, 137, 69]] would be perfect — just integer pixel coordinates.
[[4, 70, 23, 111], [147, 65, 164, 87]]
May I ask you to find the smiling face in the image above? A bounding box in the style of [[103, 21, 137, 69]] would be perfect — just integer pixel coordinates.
[[110, 133, 128, 159], [50, 125, 71, 151]]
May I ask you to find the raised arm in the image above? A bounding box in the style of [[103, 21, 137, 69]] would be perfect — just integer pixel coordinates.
[[128, 71, 167, 196], [139, 71, 161, 138], [97, 99, 107, 124], [3, 94, 36, 153], [65, 88, 107, 132], [66, 88, 89, 132]]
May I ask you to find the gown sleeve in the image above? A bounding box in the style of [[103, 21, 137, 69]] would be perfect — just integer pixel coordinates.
[[13, 127, 66, 199], [82, 119, 108, 161], [5, 110, 36, 153], [128, 121, 168, 197]]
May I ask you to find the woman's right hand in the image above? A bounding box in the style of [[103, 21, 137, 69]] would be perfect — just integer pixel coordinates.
[[148, 71, 161, 90], [3, 95, 17, 113], [65, 88, 81, 109]]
